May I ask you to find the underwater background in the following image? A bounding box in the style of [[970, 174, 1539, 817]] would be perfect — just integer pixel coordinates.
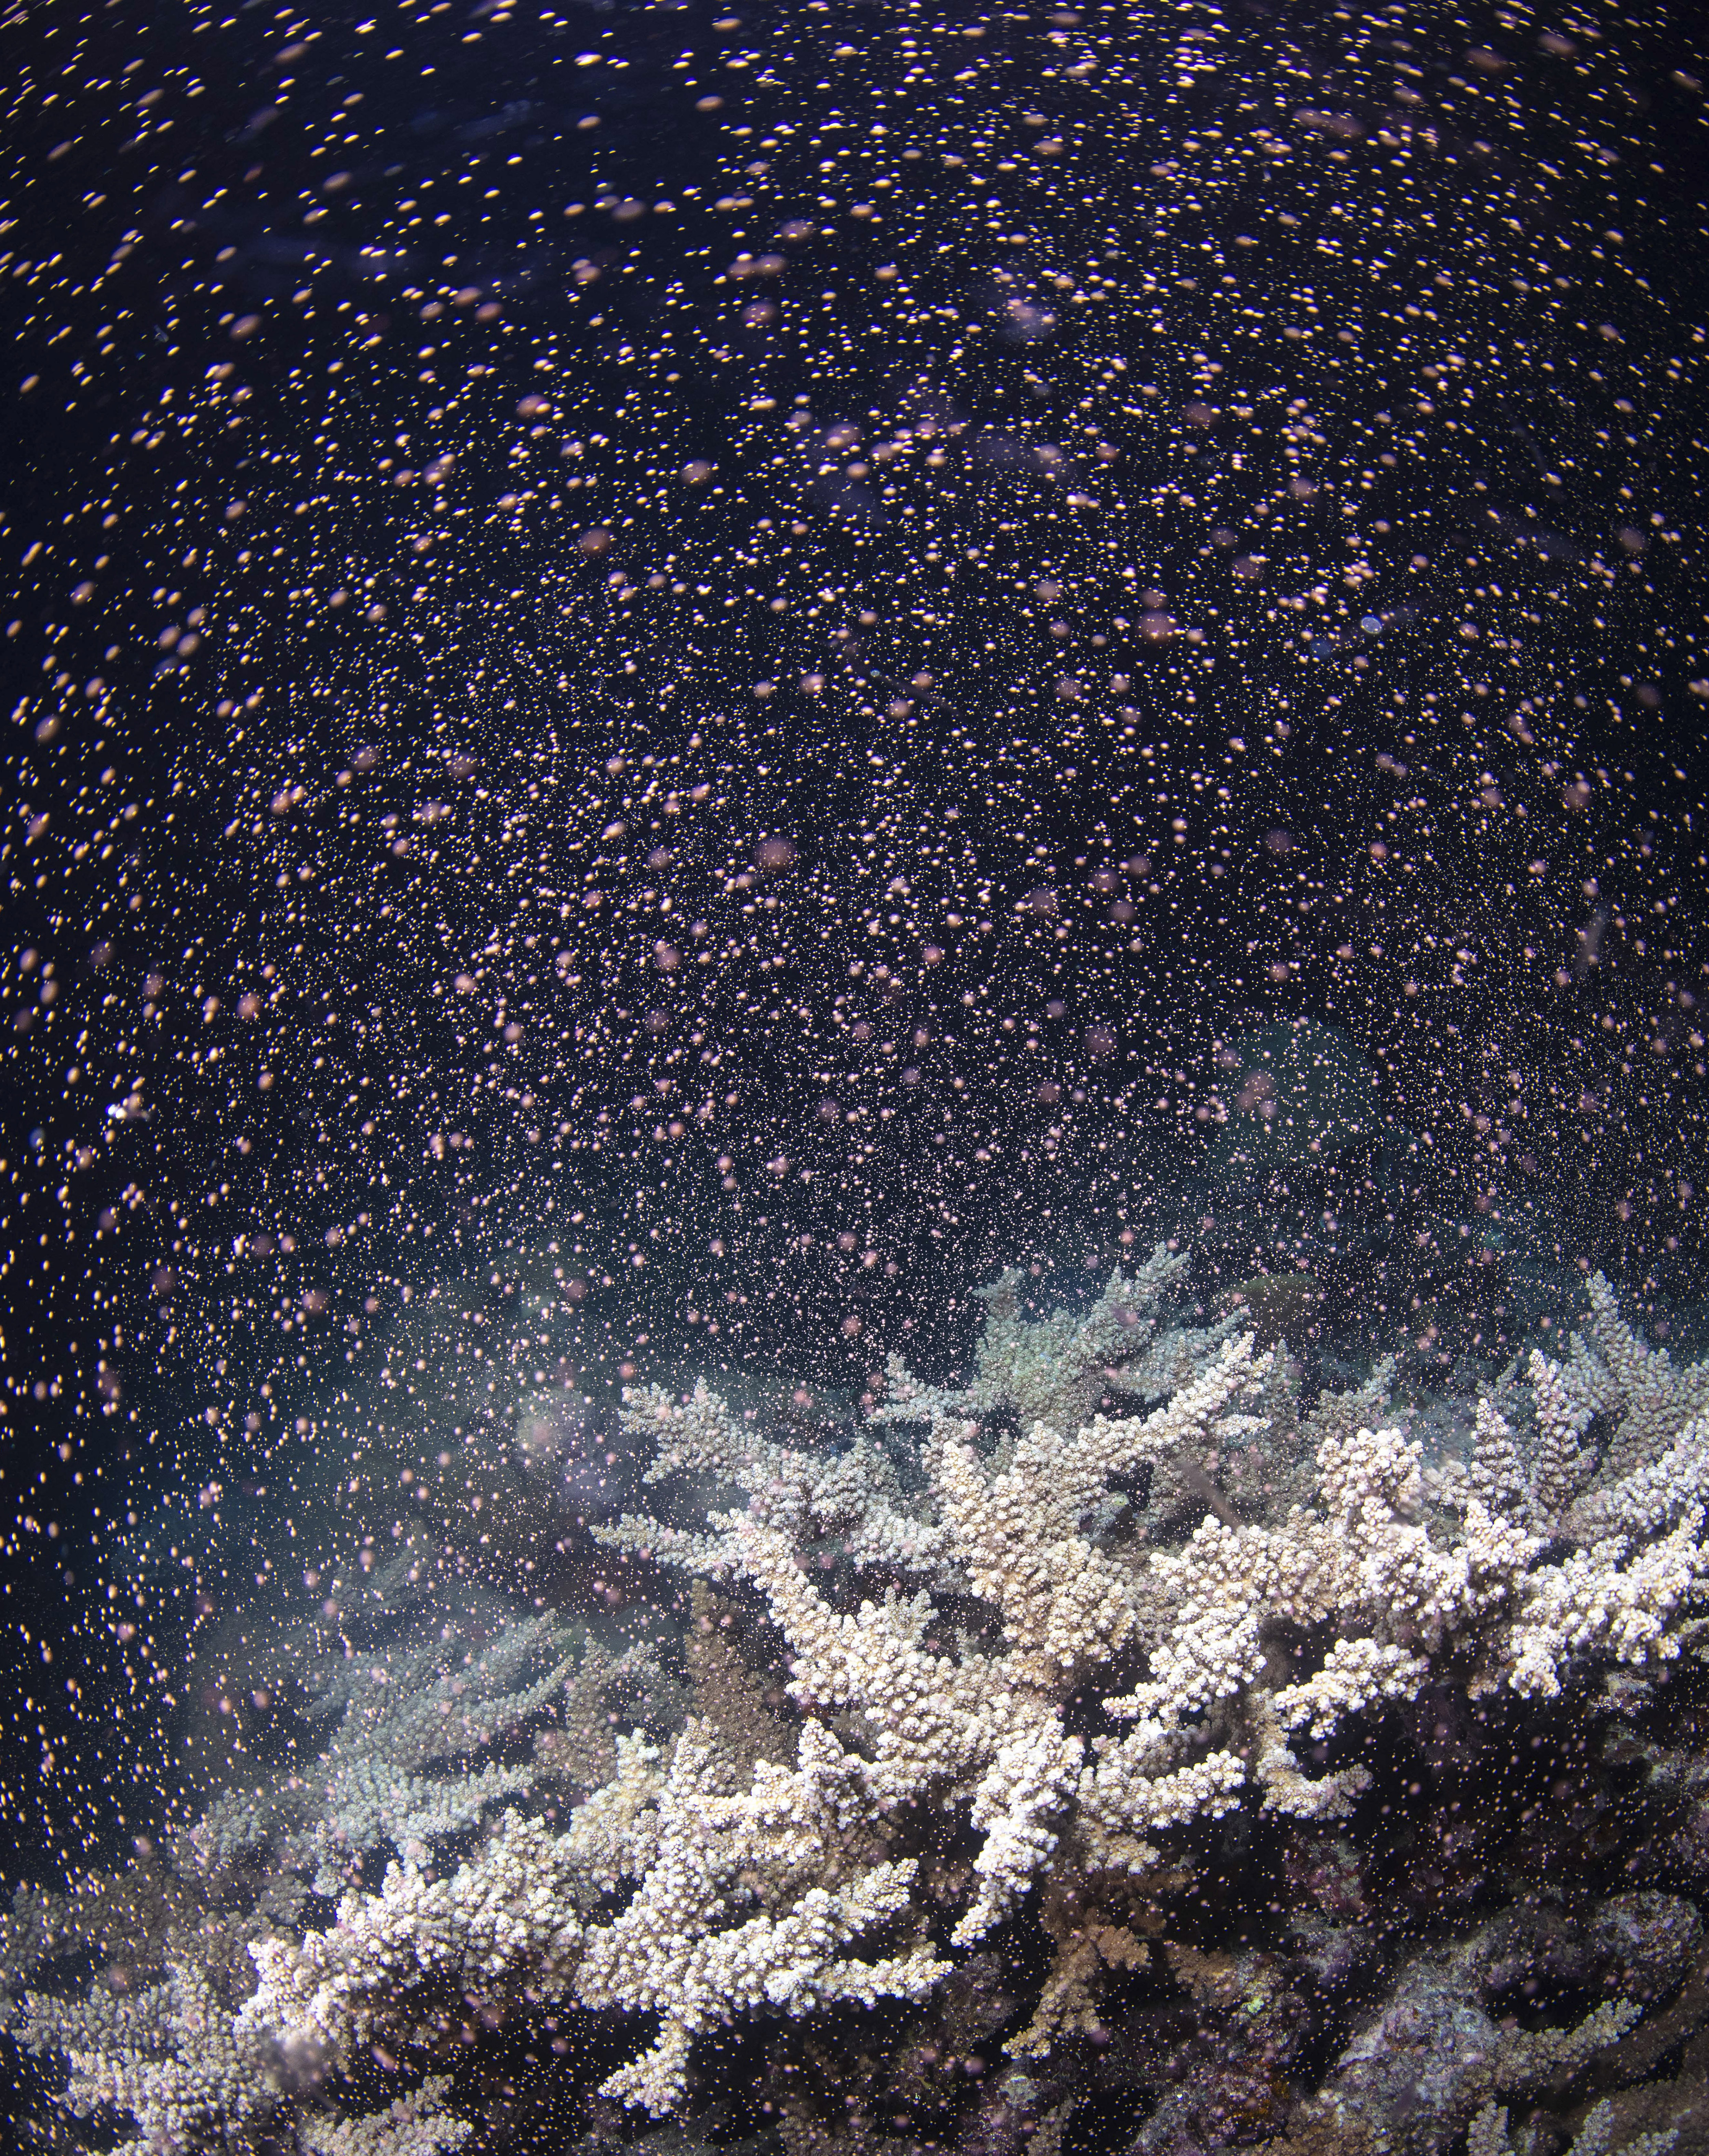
[[3, 0, 1709, 2150]]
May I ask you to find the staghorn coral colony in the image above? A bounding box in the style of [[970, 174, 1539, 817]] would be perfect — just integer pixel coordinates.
[[10, 1249, 1709, 2156]]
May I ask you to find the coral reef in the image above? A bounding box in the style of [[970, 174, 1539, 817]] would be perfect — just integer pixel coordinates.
[[12, 1252, 1709, 2156], [300, 2076, 474, 2156]]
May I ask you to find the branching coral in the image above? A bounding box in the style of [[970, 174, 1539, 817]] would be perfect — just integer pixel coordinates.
[[22, 1956, 279, 2156], [573, 1718, 951, 2114], [576, 1263, 1709, 2113], [871, 1240, 1247, 1442], [299, 2076, 474, 2156], [17, 1257, 1709, 2156], [240, 1807, 591, 2064]]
